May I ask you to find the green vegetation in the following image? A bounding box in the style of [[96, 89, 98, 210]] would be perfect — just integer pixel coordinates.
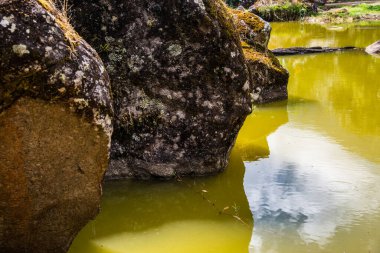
[[226, 0, 380, 23], [306, 3, 380, 23], [253, 2, 312, 21], [346, 3, 380, 16]]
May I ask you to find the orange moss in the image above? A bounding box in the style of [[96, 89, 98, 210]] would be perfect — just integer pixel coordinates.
[[243, 46, 284, 74], [227, 8, 265, 33]]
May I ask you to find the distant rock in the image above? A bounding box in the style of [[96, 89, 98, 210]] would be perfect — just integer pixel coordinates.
[[365, 40, 380, 55], [0, 1, 112, 252], [229, 8, 289, 104], [70, 0, 253, 179]]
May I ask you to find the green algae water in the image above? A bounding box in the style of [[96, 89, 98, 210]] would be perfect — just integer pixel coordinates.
[[69, 22, 380, 253]]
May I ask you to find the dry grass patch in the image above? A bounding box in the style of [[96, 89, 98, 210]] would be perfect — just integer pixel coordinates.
[[37, 0, 81, 49]]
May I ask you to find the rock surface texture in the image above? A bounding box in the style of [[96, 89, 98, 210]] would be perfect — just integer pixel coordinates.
[[229, 8, 289, 104], [0, 1, 112, 252], [70, 0, 253, 179], [365, 40, 380, 55]]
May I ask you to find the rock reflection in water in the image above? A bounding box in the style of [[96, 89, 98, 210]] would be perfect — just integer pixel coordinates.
[[235, 101, 289, 162], [283, 51, 380, 163]]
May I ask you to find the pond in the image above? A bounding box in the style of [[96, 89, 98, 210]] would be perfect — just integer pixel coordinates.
[[68, 22, 380, 253]]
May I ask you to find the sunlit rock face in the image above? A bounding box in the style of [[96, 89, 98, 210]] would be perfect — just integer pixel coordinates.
[[0, 1, 112, 252], [229, 8, 289, 104], [366, 40, 380, 55], [70, 0, 253, 179]]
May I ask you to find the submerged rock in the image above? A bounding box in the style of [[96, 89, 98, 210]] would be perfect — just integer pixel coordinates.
[[365, 40, 380, 55], [70, 0, 253, 179], [272, 46, 357, 56], [0, 1, 112, 252], [229, 8, 289, 104]]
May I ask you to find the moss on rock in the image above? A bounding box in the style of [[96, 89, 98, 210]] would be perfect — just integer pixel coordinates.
[[230, 8, 289, 103]]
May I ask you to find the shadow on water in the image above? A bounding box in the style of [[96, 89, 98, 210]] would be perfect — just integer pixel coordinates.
[[69, 149, 253, 253]]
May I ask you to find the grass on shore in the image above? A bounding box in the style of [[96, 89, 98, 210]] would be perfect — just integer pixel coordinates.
[[253, 2, 312, 22], [345, 3, 380, 16], [251, 1, 380, 23], [306, 3, 380, 23]]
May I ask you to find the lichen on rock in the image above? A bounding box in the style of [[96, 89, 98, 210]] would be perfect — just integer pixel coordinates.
[[70, 0, 253, 179], [0, 0, 113, 133], [0, 1, 113, 252]]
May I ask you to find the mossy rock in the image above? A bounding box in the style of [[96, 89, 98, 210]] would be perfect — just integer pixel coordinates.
[[228, 7, 271, 52], [230, 8, 289, 103]]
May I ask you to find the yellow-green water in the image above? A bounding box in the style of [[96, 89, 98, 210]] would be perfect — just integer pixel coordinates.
[[68, 150, 253, 253], [69, 22, 380, 253], [269, 21, 380, 49]]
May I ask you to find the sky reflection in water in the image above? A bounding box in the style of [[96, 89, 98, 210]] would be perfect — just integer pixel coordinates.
[[240, 22, 380, 253], [243, 124, 380, 252]]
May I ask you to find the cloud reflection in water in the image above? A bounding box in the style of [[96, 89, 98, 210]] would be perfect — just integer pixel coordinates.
[[244, 126, 380, 252]]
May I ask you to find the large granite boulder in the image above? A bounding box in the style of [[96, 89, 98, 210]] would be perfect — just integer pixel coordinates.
[[366, 40, 380, 55], [0, 1, 113, 252], [229, 8, 289, 104], [70, 0, 253, 179]]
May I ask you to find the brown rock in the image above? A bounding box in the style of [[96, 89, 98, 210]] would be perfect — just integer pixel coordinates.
[[0, 1, 113, 252]]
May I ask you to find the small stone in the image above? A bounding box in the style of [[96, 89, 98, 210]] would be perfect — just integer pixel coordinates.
[[366, 40, 380, 55]]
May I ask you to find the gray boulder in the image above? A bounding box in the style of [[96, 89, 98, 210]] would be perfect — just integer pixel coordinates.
[[70, 0, 253, 179], [366, 40, 380, 55], [0, 1, 112, 252]]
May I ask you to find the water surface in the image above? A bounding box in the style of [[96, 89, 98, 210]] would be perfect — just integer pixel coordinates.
[[69, 22, 380, 253], [69, 150, 253, 253], [241, 21, 380, 253], [269, 21, 380, 49]]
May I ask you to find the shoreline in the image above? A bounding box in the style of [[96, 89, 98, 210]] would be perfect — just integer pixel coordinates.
[[304, 3, 380, 24], [250, 2, 380, 24]]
